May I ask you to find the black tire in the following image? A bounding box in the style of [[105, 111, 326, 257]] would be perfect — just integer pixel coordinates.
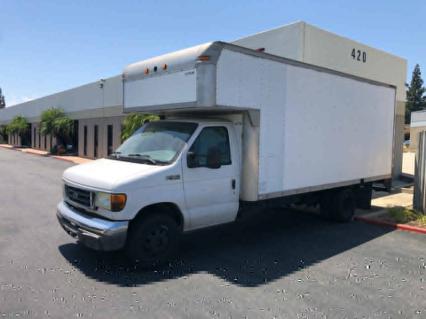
[[331, 189, 355, 222], [125, 214, 181, 267], [320, 191, 335, 219], [320, 189, 355, 223]]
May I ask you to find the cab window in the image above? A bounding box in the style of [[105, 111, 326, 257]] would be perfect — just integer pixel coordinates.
[[188, 126, 231, 168]]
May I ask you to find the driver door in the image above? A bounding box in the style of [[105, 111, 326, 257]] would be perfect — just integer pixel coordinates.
[[182, 125, 239, 229]]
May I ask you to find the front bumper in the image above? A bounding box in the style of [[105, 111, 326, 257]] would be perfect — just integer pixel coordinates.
[[57, 201, 129, 251]]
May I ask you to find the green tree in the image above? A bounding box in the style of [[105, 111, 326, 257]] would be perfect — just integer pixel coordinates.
[[121, 113, 159, 141], [406, 64, 426, 123], [40, 107, 74, 147], [0, 88, 5, 108], [6, 115, 28, 139]]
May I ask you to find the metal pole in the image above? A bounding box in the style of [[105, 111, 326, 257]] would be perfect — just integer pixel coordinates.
[[414, 130, 426, 213]]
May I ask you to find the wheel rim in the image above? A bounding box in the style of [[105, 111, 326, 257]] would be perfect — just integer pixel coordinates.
[[143, 224, 170, 257]]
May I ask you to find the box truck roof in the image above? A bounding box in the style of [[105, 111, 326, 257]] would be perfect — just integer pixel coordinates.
[[123, 41, 396, 114]]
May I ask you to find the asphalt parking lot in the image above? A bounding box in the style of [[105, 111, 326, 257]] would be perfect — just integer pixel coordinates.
[[0, 148, 425, 318]]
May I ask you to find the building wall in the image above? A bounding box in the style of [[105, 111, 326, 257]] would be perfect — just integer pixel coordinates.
[[0, 75, 124, 156], [8, 134, 21, 146], [234, 21, 407, 178], [78, 116, 124, 159], [31, 123, 56, 151], [0, 75, 123, 125]]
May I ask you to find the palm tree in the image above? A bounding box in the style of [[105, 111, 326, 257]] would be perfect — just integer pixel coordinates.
[[121, 113, 159, 141], [40, 108, 74, 150], [6, 116, 28, 142]]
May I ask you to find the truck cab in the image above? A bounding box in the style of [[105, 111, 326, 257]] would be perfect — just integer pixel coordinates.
[[58, 118, 242, 266]]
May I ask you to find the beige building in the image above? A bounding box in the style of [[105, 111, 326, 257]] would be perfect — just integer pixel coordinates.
[[0, 76, 124, 159], [234, 21, 407, 178], [0, 21, 407, 170]]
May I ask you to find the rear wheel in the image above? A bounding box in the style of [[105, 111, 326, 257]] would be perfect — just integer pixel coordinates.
[[125, 214, 181, 267], [320, 191, 334, 219], [332, 189, 355, 222], [320, 188, 355, 222]]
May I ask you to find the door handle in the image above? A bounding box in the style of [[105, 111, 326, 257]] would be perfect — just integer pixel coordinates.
[[166, 174, 181, 180], [231, 179, 236, 190]]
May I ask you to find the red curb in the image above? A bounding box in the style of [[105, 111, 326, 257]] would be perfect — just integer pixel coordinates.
[[355, 215, 426, 235]]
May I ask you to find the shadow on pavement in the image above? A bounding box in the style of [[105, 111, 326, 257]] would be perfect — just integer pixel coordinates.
[[58, 208, 392, 287]]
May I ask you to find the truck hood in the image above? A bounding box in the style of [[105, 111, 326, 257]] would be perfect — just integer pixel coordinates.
[[63, 158, 168, 191]]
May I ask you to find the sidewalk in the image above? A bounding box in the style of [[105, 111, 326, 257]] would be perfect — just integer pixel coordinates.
[[402, 151, 415, 177], [0, 144, 14, 149], [0, 144, 92, 164], [372, 191, 413, 209]]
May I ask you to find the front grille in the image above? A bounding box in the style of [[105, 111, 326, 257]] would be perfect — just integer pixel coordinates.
[[65, 185, 93, 208]]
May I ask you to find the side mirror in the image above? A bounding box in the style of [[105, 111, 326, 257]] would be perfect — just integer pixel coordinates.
[[187, 151, 197, 168]]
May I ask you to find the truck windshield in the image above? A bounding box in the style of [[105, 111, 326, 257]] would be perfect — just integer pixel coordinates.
[[111, 121, 198, 165]]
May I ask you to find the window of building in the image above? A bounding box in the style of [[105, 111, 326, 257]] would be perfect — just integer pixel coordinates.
[[188, 126, 231, 168], [107, 125, 113, 156], [94, 125, 98, 158], [33, 127, 36, 147], [44, 135, 47, 150], [83, 126, 88, 156]]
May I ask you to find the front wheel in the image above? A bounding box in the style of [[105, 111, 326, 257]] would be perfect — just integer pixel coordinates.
[[125, 214, 181, 267]]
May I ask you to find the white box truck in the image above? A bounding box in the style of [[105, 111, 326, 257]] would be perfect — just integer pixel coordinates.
[[57, 42, 396, 266]]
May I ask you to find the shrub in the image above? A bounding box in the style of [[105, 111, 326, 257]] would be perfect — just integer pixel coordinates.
[[388, 207, 418, 223], [388, 207, 426, 226]]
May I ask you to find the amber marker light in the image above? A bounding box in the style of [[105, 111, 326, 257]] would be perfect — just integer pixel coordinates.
[[198, 55, 210, 61], [111, 194, 127, 212]]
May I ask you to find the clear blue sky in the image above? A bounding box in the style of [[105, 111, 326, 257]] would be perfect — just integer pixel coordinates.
[[1, 0, 424, 106]]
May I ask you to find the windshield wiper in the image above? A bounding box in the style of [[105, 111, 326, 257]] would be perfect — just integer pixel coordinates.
[[126, 154, 157, 164]]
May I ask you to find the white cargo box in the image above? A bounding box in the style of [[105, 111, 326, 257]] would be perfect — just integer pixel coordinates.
[[123, 42, 396, 201]]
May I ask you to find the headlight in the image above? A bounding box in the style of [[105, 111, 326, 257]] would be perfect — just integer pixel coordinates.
[[95, 192, 127, 212]]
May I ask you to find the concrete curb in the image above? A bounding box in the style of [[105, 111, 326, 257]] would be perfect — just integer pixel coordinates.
[[355, 215, 426, 235], [0, 145, 49, 157], [52, 156, 74, 163], [0, 145, 91, 165], [0, 144, 18, 150], [20, 149, 49, 157], [51, 156, 92, 165]]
